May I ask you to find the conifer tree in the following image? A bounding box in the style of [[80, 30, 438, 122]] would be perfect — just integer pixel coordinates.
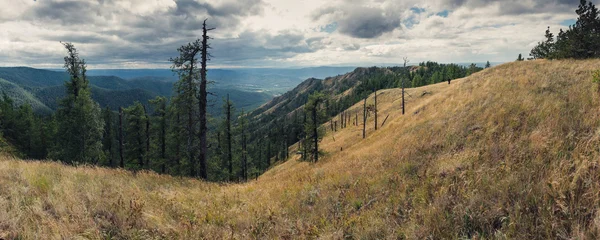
[[51, 43, 104, 164], [412, 74, 423, 88], [149, 96, 168, 173], [222, 94, 234, 181], [15, 104, 34, 156], [304, 92, 327, 162], [102, 107, 115, 167], [124, 102, 147, 169], [119, 107, 124, 168], [170, 38, 200, 176], [239, 108, 248, 181]]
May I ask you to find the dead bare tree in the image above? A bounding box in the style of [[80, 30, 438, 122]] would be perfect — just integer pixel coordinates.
[[363, 97, 367, 139], [374, 89, 378, 130], [198, 20, 215, 179], [402, 57, 409, 115], [381, 114, 390, 127]]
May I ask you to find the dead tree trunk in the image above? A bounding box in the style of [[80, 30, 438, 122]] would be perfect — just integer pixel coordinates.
[[402, 57, 409, 115], [381, 114, 390, 127], [198, 20, 214, 179], [347, 111, 350, 128], [374, 89, 378, 131], [118, 107, 124, 168], [363, 97, 367, 139]]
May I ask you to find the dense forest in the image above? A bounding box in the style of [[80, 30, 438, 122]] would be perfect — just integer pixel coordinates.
[[0, 21, 484, 182]]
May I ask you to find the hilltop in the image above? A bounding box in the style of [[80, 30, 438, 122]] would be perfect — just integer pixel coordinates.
[[1, 60, 600, 238]]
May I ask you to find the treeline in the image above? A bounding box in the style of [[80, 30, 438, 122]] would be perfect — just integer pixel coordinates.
[[327, 62, 483, 118], [530, 0, 600, 60], [0, 22, 254, 181], [0, 18, 485, 181]]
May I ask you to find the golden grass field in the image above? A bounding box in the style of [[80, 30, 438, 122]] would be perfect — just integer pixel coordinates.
[[2, 59, 600, 239]]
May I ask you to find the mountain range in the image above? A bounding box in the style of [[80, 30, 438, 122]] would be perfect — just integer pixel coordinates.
[[0, 67, 348, 117]]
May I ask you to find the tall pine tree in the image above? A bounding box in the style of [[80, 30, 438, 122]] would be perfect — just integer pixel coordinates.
[[51, 43, 104, 164]]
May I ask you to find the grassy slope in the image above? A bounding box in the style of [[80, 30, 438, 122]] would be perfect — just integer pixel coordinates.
[[2, 60, 600, 239]]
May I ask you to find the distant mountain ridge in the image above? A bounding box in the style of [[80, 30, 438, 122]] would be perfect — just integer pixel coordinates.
[[0, 67, 273, 116]]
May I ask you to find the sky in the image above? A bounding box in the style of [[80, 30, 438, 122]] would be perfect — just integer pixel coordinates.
[[0, 0, 595, 69]]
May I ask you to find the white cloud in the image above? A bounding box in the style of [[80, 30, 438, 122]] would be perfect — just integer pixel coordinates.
[[0, 0, 590, 68]]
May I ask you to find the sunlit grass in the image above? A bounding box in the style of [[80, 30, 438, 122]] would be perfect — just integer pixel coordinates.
[[2, 59, 600, 238]]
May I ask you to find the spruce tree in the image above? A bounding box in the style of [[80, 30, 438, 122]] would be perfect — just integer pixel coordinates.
[[170, 39, 200, 176], [239, 108, 248, 181], [149, 96, 168, 173], [102, 107, 115, 167], [51, 43, 104, 164], [222, 94, 234, 181], [124, 101, 147, 169]]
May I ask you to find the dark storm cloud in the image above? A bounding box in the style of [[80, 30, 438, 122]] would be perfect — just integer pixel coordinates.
[[313, 6, 401, 39], [211, 31, 319, 62], [24, 0, 263, 30], [12, 0, 302, 67], [23, 1, 101, 25], [173, 0, 263, 17]]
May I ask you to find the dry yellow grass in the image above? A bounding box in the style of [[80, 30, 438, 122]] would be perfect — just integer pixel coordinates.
[[2, 59, 600, 239]]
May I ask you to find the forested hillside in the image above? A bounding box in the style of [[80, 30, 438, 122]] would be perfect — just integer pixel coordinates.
[[0, 78, 52, 114]]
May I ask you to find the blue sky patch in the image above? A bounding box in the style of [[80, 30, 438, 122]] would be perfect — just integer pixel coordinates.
[[560, 19, 576, 26], [436, 10, 449, 18], [404, 17, 418, 29], [410, 7, 426, 14], [320, 22, 338, 33]]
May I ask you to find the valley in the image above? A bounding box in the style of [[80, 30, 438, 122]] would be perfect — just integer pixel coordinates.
[[1, 60, 599, 238]]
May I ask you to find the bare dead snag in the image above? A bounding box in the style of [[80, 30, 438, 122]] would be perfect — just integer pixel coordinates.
[[381, 114, 390, 127]]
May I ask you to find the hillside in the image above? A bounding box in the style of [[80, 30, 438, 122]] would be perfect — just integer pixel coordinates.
[[250, 67, 392, 118], [2, 60, 600, 238], [0, 78, 52, 114]]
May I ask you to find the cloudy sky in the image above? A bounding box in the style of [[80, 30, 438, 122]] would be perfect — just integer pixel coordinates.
[[0, 0, 594, 69]]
